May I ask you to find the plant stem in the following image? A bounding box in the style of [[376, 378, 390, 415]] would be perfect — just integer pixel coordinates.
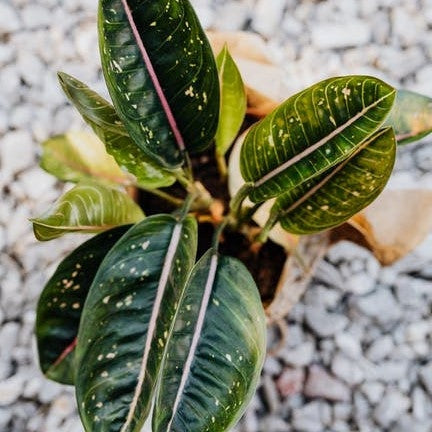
[[216, 152, 228, 180], [229, 183, 253, 220], [239, 202, 264, 224], [179, 192, 198, 219], [182, 151, 194, 182], [212, 216, 231, 250], [174, 169, 193, 189], [255, 210, 279, 244], [140, 187, 184, 207]]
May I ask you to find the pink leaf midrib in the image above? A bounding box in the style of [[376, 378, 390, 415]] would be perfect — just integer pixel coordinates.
[[120, 0, 186, 152]]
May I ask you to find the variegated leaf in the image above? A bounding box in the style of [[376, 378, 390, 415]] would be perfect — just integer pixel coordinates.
[[40, 132, 132, 186], [153, 249, 266, 432], [272, 127, 396, 234], [240, 76, 396, 203], [32, 181, 144, 241], [57, 72, 176, 189], [75, 214, 197, 431], [36, 226, 129, 384], [386, 89, 432, 145], [99, 0, 220, 168]]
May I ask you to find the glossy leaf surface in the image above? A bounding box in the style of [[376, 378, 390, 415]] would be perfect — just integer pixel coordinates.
[[40, 132, 130, 186], [153, 249, 266, 432], [32, 181, 144, 241], [75, 214, 197, 432], [99, 0, 220, 168], [36, 226, 129, 385], [273, 127, 396, 234], [240, 76, 396, 203], [58, 72, 176, 189], [215, 45, 247, 156], [386, 89, 432, 145]]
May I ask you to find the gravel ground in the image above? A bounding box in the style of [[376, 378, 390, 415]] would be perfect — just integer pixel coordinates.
[[1, 0, 432, 431]]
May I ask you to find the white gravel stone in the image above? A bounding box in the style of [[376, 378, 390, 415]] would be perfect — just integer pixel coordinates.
[[366, 335, 394, 362], [214, 2, 250, 31], [346, 273, 376, 295], [378, 46, 425, 79], [276, 367, 304, 397], [292, 402, 325, 432], [0, 131, 35, 179], [263, 357, 282, 376], [305, 306, 349, 337], [394, 416, 432, 432], [21, 4, 51, 29], [311, 21, 371, 49], [419, 363, 432, 396], [376, 361, 409, 383], [331, 353, 364, 386], [354, 288, 402, 325], [374, 389, 411, 428], [361, 381, 385, 405], [392, 7, 426, 46], [0, 322, 20, 361], [0, 3, 20, 33], [405, 320, 432, 342], [252, 0, 285, 37], [414, 145, 432, 171], [412, 387, 430, 420], [280, 341, 315, 367], [334, 332, 362, 359], [0, 375, 24, 406], [304, 365, 350, 402]]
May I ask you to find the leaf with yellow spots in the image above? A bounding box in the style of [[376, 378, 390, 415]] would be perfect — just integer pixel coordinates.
[[153, 249, 266, 432], [36, 226, 130, 385], [75, 214, 198, 431], [74, 215, 265, 432], [99, 0, 220, 169], [57, 73, 176, 189], [271, 127, 396, 235], [239, 76, 396, 203]]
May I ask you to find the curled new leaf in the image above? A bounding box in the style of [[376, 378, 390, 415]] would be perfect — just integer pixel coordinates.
[[272, 127, 396, 235], [215, 45, 247, 157], [240, 76, 396, 203], [40, 132, 131, 186], [386, 89, 432, 145], [57, 72, 176, 189], [75, 214, 197, 432], [32, 181, 144, 241], [99, 0, 220, 168], [153, 249, 266, 432], [36, 226, 129, 384]]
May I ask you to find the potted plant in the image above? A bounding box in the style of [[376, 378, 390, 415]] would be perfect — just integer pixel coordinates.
[[32, 1, 432, 431]]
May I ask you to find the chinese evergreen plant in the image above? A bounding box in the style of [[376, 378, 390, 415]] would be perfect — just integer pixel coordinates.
[[32, 1, 432, 431]]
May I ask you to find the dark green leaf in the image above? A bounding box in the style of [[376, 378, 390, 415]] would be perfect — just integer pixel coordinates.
[[75, 214, 197, 431], [99, 0, 220, 168], [240, 76, 396, 203], [57, 72, 176, 189], [32, 181, 144, 241], [36, 226, 129, 385], [40, 132, 132, 186], [153, 249, 266, 432], [273, 127, 396, 234], [386, 89, 432, 145], [215, 45, 247, 156]]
